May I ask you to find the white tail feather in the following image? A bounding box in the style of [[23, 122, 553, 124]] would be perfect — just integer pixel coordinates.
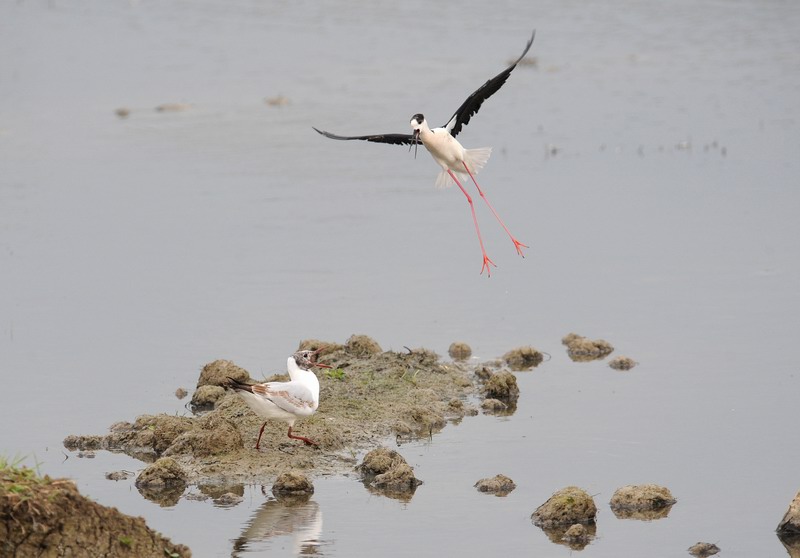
[[434, 147, 493, 189]]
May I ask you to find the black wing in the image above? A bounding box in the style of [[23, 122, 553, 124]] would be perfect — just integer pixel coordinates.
[[443, 30, 535, 138], [313, 127, 419, 146]]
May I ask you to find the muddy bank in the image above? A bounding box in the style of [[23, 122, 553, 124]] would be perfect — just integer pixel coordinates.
[[64, 337, 485, 483], [0, 460, 189, 557]]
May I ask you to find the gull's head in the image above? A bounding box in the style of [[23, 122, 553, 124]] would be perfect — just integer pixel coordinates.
[[293, 348, 331, 371]]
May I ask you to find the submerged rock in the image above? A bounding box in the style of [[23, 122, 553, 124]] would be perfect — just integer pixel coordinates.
[[532, 486, 598, 528], [608, 355, 637, 370], [610, 484, 676, 520], [562, 332, 614, 361], [502, 346, 544, 370], [448, 342, 472, 360], [358, 447, 422, 495], [688, 542, 721, 557], [0, 463, 190, 557], [474, 474, 516, 496], [483, 371, 520, 402]]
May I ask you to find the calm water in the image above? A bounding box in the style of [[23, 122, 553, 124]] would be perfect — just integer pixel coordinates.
[[2, 1, 799, 556]]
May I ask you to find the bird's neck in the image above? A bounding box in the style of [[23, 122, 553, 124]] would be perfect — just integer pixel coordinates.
[[286, 357, 320, 400]]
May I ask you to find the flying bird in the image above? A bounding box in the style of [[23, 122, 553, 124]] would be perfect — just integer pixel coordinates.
[[314, 30, 535, 276], [228, 349, 330, 450]]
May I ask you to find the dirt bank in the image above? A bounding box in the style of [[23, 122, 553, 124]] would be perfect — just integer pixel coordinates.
[[64, 337, 488, 484], [0, 459, 189, 557]]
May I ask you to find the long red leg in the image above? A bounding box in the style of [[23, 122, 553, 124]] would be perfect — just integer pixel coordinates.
[[255, 421, 268, 450], [448, 170, 496, 276], [287, 426, 317, 446], [462, 162, 528, 257]]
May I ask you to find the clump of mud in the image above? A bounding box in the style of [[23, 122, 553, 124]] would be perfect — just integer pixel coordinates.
[[64, 338, 477, 483], [0, 462, 189, 557], [532, 486, 598, 528], [480, 398, 510, 414], [358, 447, 422, 499], [448, 342, 472, 360], [688, 542, 721, 557], [608, 356, 637, 371], [272, 471, 314, 496], [136, 457, 188, 488], [562, 332, 614, 362], [532, 487, 598, 550], [474, 474, 516, 496], [483, 371, 520, 402], [344, 334, 382, 356], [197, 359, 250, 387], [778, 491, 800, 536], [191, 385, 226, 409], [502, 346, 544, 370], [609, 484, 676, 519]]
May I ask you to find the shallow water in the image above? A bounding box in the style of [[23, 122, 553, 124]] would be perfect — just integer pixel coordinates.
[[2, 0, 800, 556]]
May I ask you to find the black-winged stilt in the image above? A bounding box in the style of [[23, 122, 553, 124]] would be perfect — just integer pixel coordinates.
[[314, 31, 535, 276]]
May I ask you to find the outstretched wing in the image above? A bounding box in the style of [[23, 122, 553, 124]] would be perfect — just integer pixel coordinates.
[[313, 127, 419, 146], [443, 30, 535, 138]]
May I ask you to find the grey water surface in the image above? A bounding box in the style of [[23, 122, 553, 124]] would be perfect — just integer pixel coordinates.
[[2, 1, 800, 556]]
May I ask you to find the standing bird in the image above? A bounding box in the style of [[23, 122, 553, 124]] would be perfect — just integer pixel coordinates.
[[228, 349, 331, 450], [313, 31, 535, 276]]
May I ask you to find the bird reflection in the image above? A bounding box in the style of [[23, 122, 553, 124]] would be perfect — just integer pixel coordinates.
[[232, 493, 323, 557]]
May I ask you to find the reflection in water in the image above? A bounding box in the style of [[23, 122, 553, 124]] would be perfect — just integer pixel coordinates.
[[136, 483, 185, 507], [537, 522, 597, 551], [232, 492, 323, 557], [610, 503, 674, 521]]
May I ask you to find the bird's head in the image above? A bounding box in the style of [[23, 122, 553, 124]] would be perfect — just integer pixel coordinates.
[[410, 113, 426, 141], [292, 348, 331, 371]]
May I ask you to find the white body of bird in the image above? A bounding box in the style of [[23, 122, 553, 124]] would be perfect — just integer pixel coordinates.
[[411, 116, 492, 189], [235, 356, 320, 427]]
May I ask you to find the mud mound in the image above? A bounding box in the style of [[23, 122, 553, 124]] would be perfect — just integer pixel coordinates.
[[474, 474, 516, 496], [358, 447, 422, 496], [448, 342, 472, 360], [272, 471, 314, 495], [688, 542, 721, 557], [483, 371, 520, 402], [197, 359, 249, 388], [531, 486, 597, 528], [190, 385, 226, 408], [0, 462, 189, 557], [65, 337, 477, 482], [608, 356, 637, 370], [502, 346, 544, 370], [344, 334, 382, 356], [562, 332, 614, 362], [136, 457, 188, 488], [610, 484, 675, 519], [778, 491, 800, 536]]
